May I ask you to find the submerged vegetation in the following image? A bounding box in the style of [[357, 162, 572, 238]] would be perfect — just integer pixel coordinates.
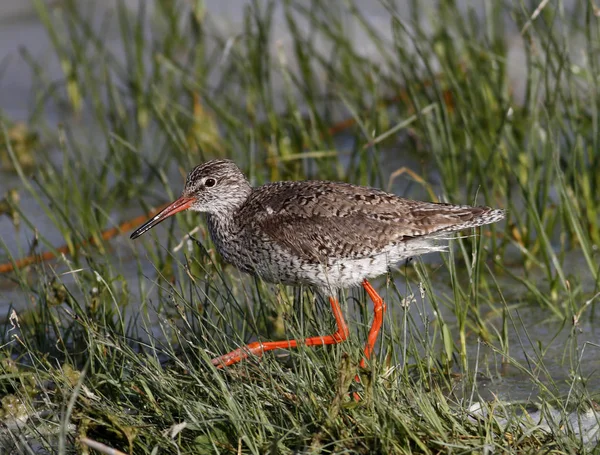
[[0, 0, 599, 453]]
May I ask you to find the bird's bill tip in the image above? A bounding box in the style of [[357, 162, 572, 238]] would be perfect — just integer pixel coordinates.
[[130, 196, 194, 240]]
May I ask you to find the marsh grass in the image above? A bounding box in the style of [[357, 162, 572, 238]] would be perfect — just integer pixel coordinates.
[[1, 0, 599, 453]]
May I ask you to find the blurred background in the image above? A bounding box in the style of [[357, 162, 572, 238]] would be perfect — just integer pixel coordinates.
[[0, 1, 599, 453]]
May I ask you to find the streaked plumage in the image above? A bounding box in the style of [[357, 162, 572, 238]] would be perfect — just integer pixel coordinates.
[[131, 159, 505, 371]]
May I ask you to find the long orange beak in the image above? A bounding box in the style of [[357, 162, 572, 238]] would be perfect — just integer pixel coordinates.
[[130, 196, 194, 239]]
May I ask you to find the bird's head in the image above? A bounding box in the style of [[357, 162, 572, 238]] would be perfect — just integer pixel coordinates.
[[130, 159, 251, 239]]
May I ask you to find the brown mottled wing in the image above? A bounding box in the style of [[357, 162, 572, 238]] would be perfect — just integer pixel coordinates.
[[257, 214, 412, 262], [245, 180, 491, 262]]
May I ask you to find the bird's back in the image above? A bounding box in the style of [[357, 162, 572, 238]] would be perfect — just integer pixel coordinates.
[[236, 180, 504, 263]]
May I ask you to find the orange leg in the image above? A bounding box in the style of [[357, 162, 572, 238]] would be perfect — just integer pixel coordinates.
[[359, 279, 387, 368], [353, 279, 387, 398], [211, 296, 350, 368]]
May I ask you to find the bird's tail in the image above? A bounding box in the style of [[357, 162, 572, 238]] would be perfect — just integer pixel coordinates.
[[435, 207, 506, 234]]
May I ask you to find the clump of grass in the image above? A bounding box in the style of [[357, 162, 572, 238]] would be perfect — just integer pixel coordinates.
[[1, 0, 599, 453]]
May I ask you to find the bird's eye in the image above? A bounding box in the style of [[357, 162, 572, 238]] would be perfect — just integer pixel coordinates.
[[204, 178, 217, 188]]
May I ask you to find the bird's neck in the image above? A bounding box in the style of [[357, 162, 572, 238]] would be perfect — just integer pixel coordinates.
[[204, 182, 251, 262], [206, 211, 243, 264], [206, 209, 239, 232]]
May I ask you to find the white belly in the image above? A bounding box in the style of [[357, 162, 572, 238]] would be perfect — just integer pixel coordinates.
[[251, 237, 447, 292]]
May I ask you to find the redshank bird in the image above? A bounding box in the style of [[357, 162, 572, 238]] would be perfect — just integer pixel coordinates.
[[131, 159, 504, 370]]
